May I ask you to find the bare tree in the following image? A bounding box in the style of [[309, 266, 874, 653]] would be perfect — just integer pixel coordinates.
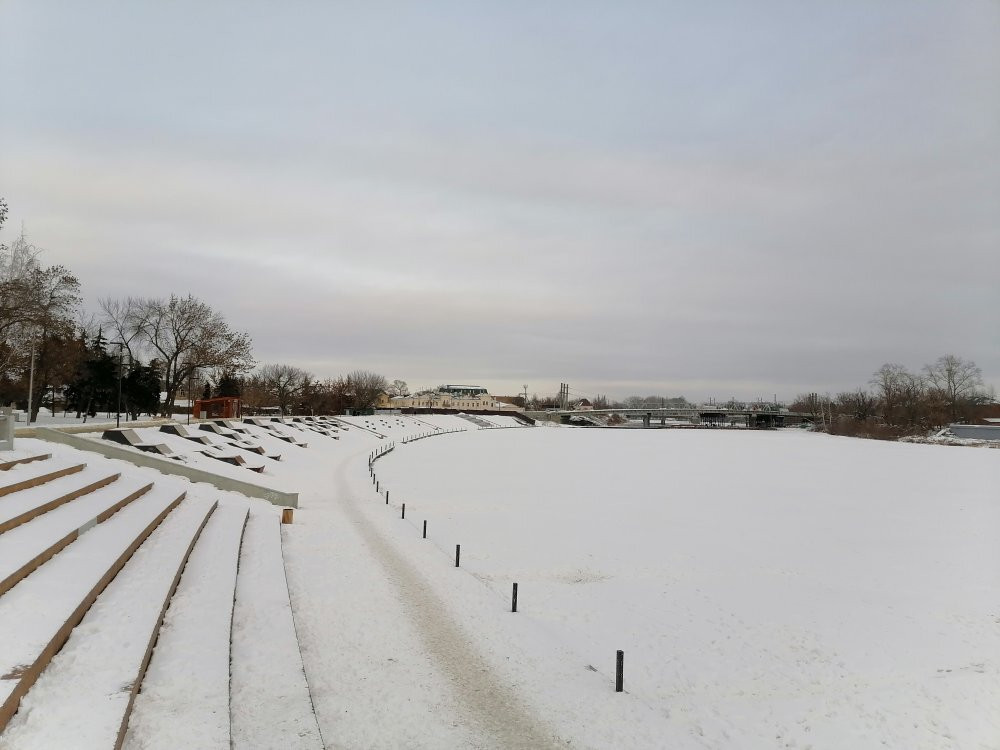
[[388, 379, 409, 397], [0, 230, 48, 375], [257, 363, 311, 415], [131, 294, 254, 416], [98, 296, 151, 361], [924, 355, 985, 423], [870, 363, 910, 425], [0, 233, 42, 329], [22, 265, 83, 420], [897, 370, 928, 427], [345, 369, 387, 412], [835, 388, 878, 422], [239, 372, 268, 414]]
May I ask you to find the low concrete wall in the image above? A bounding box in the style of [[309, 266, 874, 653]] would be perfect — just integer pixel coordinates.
[[33, 427, 298, 508], [525, 411, 559, 423], [0, 408, 14, 451], [16, 418, 174, 438]]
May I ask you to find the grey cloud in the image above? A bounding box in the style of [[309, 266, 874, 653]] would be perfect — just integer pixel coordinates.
[[1, 0, 997, 400]]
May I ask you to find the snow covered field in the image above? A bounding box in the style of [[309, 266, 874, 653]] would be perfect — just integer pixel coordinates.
[[3, 418, 996, 748], [362, 427, 1000, 748]]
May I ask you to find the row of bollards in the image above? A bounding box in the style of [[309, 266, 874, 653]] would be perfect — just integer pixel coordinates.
[[369, 431, 626, 694], [401, 427, 466, 445]]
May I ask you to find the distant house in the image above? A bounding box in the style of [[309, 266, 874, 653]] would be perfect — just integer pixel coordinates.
[[573, 399, 593, 411], [388, 384, 520, 412]]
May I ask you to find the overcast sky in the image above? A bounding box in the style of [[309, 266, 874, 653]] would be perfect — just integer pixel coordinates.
[[1, 1, 997, 401]]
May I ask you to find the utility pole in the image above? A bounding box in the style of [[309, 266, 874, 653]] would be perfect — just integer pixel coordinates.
[[26, 335, 36, 426], [187, 366, 198, 425], [522, 384, 528, 410], [115, 343, 125, 428]]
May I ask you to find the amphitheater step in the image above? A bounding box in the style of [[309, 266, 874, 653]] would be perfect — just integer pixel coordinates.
[[0, 461, 85, 499], [231, 511, 324, 750], [0, 495, 216, 749], [0, 485, 187, 734], [0, 478, 153, 596], [122, 500, 250, 750], [0, 466, 121, 535], [0, 454, 52, 472]]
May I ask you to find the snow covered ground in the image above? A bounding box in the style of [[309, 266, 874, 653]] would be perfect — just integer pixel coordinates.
[[359, 427, 1000, 748], [3, 418, 997, 748]]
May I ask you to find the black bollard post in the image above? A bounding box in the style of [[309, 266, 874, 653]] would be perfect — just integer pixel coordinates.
[[455, 544, 461, 567], [401, 503, 405, 519], [386, 490, 389, 503], [423, 520, 427, 538], [512, 582, 518, 613], [616, 650, 624, 692], [376, 481, 379, 493]]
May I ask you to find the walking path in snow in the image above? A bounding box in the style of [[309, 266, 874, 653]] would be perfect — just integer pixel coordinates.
[[333, 452, 564, 750], [283, 442, 566, 749]]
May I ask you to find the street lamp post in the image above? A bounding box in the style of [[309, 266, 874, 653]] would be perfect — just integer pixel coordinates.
[[186, 366, 199, 426], [114, 343, 125, 428], [25, 334, 37, 426]]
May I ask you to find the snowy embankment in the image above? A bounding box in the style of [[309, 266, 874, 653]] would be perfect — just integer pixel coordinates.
[[363, 428, 1000, 749]]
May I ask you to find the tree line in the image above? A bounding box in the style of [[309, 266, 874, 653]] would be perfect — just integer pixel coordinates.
[[791, 355, 994, 437], [0, 199, 391, 420]]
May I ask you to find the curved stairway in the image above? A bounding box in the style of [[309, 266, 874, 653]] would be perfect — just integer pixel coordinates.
[[0, 451, 323, 749]]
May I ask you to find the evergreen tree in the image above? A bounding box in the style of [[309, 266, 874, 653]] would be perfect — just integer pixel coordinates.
[[122, 360, 161, 419], [64, 333, 115, 418], [215, 371, 242, 397]]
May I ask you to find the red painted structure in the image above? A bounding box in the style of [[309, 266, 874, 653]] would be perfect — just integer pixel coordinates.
[[192, 397, 241, 420]]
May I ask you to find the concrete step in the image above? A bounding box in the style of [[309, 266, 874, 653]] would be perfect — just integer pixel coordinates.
[[122, 500, 249, 750], [0, 496, 216, 749], [0, 462, 85, 499], [0, 466, 121, 535], [0, 454, 52, 472], [230, 511, 323, 750], [0, 477, 153, 596], [0, 485, 186, 732]]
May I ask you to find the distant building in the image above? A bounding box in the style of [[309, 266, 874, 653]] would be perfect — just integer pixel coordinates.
[[193, 396, 241, 419], [388, 384, 520, 412]]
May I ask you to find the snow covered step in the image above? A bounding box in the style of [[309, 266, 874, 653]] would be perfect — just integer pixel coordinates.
[[231, 511, 323, 750], [0, 478, 153, 597], [0, 485, 187, 732], [122, 500, 250, 750], [0, 465, 121, 534], [0, 461, 84, 498], [0, 454, 52, 472], [0, 495, 217, 750]]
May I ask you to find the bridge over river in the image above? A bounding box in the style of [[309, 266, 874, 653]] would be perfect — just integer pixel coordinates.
[[528, 406, 814, 429]]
